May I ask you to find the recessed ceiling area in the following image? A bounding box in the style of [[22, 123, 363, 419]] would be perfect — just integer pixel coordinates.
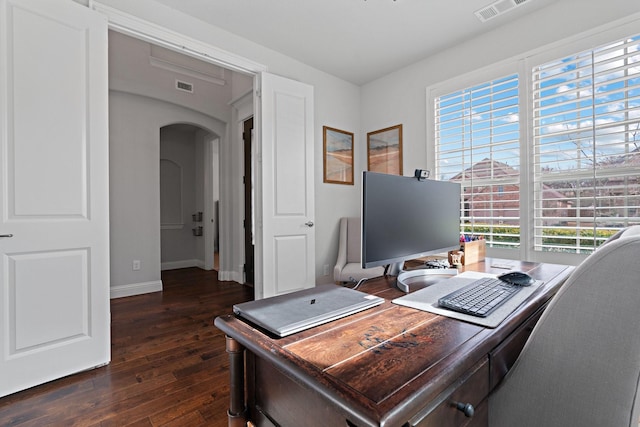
[[150, 0, 556, 85], [108, 30, 253, 118]]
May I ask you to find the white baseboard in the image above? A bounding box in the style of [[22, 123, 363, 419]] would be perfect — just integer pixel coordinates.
[[161, 259, 205, 271], [110, 280, 163, 299]]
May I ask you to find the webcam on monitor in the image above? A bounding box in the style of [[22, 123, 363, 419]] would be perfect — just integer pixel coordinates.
[[414, 169, 430, 180]]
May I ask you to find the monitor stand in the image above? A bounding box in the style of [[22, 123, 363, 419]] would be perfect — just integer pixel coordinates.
[[396, 268, 459, 293]]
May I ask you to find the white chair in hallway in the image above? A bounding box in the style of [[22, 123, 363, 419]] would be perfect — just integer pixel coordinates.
[[333, 217, 384, 284]]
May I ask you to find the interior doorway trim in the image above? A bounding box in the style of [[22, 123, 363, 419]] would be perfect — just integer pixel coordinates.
[[92, 2, 267, 290], [91, 3, 267, 75]]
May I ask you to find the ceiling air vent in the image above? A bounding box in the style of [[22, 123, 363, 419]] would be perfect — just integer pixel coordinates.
[[475, 0, 531, 23], [176, 80, 194, 93]]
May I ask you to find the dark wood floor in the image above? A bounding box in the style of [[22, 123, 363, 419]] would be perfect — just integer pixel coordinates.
[[0, 268, 254, 427]]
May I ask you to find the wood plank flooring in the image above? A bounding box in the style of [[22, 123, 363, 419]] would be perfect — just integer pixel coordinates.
[[0, 268, 254, 426]]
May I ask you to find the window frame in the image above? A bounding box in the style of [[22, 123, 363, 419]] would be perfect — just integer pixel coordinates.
[[531, 36, 640, 255], [426, 16, 640, 266]]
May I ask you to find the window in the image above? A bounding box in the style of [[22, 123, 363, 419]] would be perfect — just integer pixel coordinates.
[[532, 35, 640, 253], [431, 31, 640, 258], [434, 74, 521, 248]]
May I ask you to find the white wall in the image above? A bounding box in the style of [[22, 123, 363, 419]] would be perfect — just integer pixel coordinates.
[[109, 91, 226, 296], [358, 1, 640, 267], [100, 0, 639, 288], [109, 30, 236, 121], [361, 0, 640, 177]]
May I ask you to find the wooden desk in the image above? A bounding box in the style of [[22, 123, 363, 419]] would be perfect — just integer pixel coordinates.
[[214, 258, 573, 427]]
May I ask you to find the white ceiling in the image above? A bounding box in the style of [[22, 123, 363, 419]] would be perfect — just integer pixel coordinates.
[[151, 0, 557, 85]]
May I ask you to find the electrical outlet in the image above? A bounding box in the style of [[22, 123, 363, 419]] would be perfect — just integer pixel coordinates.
[[323, 264, 330, 276], [133, 260, 141, 271]]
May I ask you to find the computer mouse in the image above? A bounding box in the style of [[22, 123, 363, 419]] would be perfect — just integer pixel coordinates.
[[498, 271, 534, 286]]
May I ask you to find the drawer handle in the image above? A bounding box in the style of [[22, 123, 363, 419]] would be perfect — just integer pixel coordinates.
[[453, 401, 475, 418]]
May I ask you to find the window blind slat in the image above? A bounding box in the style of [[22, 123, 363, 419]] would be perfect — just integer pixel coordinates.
[[532, 34, 640, 253], [434, 33, 640, 256], [435, 74, 521, 247]]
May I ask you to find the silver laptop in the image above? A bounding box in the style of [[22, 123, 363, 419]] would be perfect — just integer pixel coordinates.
[[233, 284, 384, 337]]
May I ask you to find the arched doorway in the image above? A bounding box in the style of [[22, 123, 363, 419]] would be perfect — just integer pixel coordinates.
[[159, 123, 220, 272]]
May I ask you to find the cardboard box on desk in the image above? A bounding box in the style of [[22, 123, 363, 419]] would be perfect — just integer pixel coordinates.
[[448, 239, 486, 266]]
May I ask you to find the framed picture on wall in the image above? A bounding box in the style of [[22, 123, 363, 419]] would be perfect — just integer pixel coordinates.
[[323, 126, 354, 185], [367, 124, 403, 175]]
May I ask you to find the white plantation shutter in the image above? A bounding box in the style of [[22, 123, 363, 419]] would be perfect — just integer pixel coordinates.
[[434, 74, 521, 247], [532, 35, 640, 253]]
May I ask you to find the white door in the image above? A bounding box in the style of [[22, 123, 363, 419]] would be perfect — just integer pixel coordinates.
[[0, 0, 109, 397], [258, 73, 315, 299]]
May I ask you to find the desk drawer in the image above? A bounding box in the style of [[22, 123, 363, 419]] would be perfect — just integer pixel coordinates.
[[251, 357, 355, 427], [409, 357, 489, 427]]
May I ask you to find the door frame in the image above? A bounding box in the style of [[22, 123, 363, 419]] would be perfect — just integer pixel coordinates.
[[243, 117, 255, 284], [93, 2, 268, 291], [203, 135, 219, 271]]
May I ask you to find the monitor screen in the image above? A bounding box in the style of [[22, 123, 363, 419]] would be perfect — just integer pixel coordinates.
[[361, 171, 461, 271]]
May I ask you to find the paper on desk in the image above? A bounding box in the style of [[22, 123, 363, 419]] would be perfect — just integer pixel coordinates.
[[392, 271, 543, 328]]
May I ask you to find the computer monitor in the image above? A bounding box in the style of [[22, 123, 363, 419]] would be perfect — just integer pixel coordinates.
[[361, 171, 461, 276]]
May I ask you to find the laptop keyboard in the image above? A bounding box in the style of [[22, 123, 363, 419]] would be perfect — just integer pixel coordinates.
[[438, 277, 523, 318]]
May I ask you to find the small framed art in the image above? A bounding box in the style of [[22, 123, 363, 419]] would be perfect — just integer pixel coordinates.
[[367, 124, 403, 175], [323, 126, 354, 185]]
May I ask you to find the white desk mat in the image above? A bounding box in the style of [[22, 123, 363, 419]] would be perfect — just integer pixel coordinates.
[[392, 271, 543, 328]]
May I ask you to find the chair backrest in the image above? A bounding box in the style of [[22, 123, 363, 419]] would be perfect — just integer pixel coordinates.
[[489, 226, 640, 427], [345, 217, 361, 264]]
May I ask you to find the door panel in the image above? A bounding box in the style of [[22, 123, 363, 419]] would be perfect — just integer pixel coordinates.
[[273, 92, 307, 214], [9, 3, 88, 217], [273, 235, 311, 295], [0, 0, 109, 397], [10, 250, 88, 353], [244, 118, 255, 283], [260, 73, 314, 298]]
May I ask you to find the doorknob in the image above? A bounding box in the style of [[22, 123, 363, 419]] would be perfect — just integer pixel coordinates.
[[0, 234, 13, 238], [305, 221, 314, 227]]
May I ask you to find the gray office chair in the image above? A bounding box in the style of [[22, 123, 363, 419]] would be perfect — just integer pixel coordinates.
[[333, 217, 384, 284], [489, 226, 640, 427]]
